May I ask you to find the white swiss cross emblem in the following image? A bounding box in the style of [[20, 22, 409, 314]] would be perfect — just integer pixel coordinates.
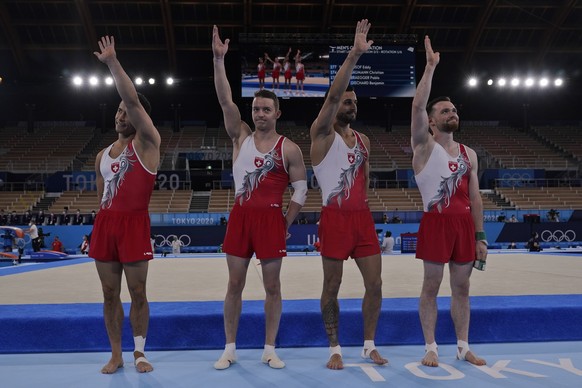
[[448, 161, 458, 172], [254, 157, 264, 168], [347, 153, 355, 164], [111, 162, 120, 173]]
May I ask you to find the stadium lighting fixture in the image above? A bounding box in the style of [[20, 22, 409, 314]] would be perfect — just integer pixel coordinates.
[[525, 78, 535, 87], [497, 78, 506, 87], [467, 77, 478, 87], [554, 78, 563, 87], [539, 78, 549, 87], [104, 76, 114, 86], [166, 77, 174, 85], [72, 76, 83, 86], [510, 78, 520, 87], [148, 78, 155, 85], [487, 79, 493, 86], [135, 77, 144, 85], [88, 76, 99, 86]]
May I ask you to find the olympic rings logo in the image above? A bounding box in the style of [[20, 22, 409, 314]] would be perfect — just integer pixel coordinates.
[[540, 229, 576, 242], [500, 172, 533, 187], [154, 234, 191, 247]]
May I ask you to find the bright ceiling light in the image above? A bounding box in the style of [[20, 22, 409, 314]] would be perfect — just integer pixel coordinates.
[[72, 76, 83, 86]]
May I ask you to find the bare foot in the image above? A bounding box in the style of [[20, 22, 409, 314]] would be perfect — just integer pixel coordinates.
[[368, 349, 388, 365], [326, 353, 343, 370], [101, 357, 124, 374], [134, 351, 154, 373], [462, 350, 486, 366], [421, 350, 439, 367]]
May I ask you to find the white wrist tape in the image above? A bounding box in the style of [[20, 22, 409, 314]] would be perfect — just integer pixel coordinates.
[[290, 180, 308, 206]]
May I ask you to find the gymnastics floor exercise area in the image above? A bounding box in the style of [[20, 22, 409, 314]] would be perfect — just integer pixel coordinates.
[[1, 250, 581, 387]]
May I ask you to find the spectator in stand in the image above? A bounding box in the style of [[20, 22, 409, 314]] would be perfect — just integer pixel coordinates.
[[36, 210, 46, 225], [9, 211, 20, 225], [51, 236, 64, 252], [73, 209, 84, 225], [508, 214, 518, 223], [47, 212, 58, 226], [22, 210, 33, 225], [88, 210, 97, 225], [61, 208, 71, 225], [507, 242, 517, 249], [0, 209, 7, 225]]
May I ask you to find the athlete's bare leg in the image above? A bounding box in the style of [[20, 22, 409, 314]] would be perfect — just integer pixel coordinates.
[[260, 258, 283, 346], [419, 260, 444, 367], [125, 261, 153, 372], [321, 257, 344, 370], [355, 254, 388, 365], [449, 261, 486, 366], [223, 255, 251, 344], [95, 260, 125, 374]]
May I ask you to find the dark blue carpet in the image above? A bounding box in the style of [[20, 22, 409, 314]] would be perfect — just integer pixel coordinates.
[[1, 295, 581, 354]]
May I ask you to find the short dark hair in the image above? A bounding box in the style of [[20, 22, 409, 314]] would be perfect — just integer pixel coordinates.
[[426, 96, 451, 116], [253, 89, 279, 111], [137, 92, 152, 115], [324, 84, 354, 101]]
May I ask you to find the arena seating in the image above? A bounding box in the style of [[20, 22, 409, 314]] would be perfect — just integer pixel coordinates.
[[496, 186, 582, 211], [0, 126, 94, 173], [0, 122, 580, 217], [0, 191, 44, 214], [534, 125, 582, 164]]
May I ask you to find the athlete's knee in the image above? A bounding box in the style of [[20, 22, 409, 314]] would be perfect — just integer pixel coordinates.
[[227, 277, 246, 295], [323, 276, 342, 296], [263, 279, 281, 297], [450, 280, 470, 298], [128, 282, 147, 301], [421, 281, 441, 298], [364, 275, 382, 294], [101, 284, 121, 303]]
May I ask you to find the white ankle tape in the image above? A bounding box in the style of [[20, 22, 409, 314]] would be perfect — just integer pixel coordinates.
[[329, 345, 342, 357], [362, 340, 376, 358], [134, 336, 146, 354], [425, 342, 438, 355], [456, 340, 470, 360]]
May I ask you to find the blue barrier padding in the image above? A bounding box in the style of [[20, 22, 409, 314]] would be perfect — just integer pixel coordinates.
[[1, 294, 581, 354]]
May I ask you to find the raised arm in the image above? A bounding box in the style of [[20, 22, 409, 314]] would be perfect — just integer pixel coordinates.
[[93, 36, 159, 150], [310, 19, 373, 140], [411, 36, 439, 150], [212, 25, 251, 146]]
